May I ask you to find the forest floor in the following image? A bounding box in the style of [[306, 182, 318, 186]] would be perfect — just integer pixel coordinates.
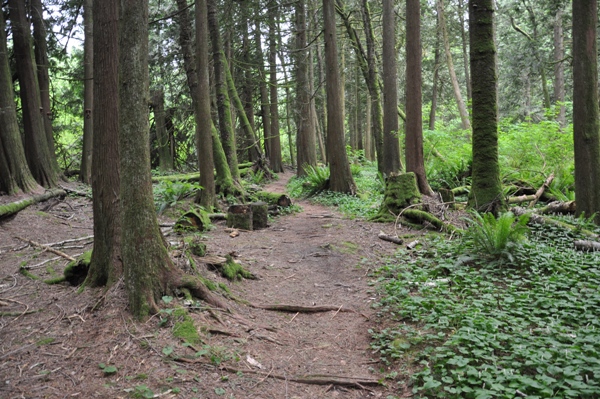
[[0, 169, 415, 399]]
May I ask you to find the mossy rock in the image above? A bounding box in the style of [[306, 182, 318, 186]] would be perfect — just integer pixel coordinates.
[[64, 250, 92, 286], [175, 209, 212, 232], [372, 172, 422, 222]]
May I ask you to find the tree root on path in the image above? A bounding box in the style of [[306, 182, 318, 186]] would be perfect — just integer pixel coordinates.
[[175, 357, 381, 389], [249, 303, 369, 320]]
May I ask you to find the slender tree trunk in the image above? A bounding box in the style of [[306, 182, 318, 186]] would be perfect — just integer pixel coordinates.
[[468, 0, 504, 213], [255, 25, 272, 165], [429, 17, 441, 131], [276, 45, 295, 168], [323, 0, 355, 194], [0, 9, 39, 195], [405, 0, 433, 195], [8, 0, 58, 188], [457, 0, 471, 103], [207, 0, 239, 182], [87, 0, 121, 288], [365, 94, 373, 160], [312, 43, 327, 163], [295, 0, 317, 176], [437, 0, 471, 131], [195, 0, 217, 208], [240, 12, 258, 162], [151, 89, 173, 172], [553, 9, 566, 127], [573, 0, 600, 223], [80, 0, 93, 184], [268, 0, 283, 173], [30, 0, 58, 169], [382, 0, 401, 174]]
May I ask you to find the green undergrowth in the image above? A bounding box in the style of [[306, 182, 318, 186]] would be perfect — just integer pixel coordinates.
[[371, 217, 600, 398], [287, 163, 383, 219]]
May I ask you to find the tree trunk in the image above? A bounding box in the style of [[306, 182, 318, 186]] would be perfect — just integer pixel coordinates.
[[80, 0, 93, 184], [255, 25, 272, 166], [323, 0, 355, 194], [467, 0, 504, 213], [365, 94, 373, 160], [428, 16, 441, 131], [573, 0, 600, 223], [310, 43, 327, 163], [437, 0, 471, 131], [30, 0, 58, 171], [174, 0, 217, 207], [268, 0, 283, 173], [87, 0, 122, 288], [295, 0, 317, 176], [8, 0, 58, 188], [553, 9, 566, 127], [152, 89, 173, 172], [0, 9, 39, 195], [207, 0, 240, 182], [405, 0, 433, 195], [382, 0, 401, 175], [457, 0, 471, 103], [240, 11, 259, 162]]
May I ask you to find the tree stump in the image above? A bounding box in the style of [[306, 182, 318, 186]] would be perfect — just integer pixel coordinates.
[[227, 204, 253, 230], [251, 201, 268, 229], [439, 188, 455, 209], [372, 172, 422, 222]]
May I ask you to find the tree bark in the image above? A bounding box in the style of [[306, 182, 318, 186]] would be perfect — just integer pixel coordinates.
[[80, 0, 93, 184], [428, 16, 441, 131], [573, 0, 600, 223], [553, 9, 566, 127], [268, 0, 283, 173], [323, 0, 355, 194], [467, 0, 504, 213], [87, 0, 122, 288], [151, 89, 174, 172], [295, 0, 317, 176], [0, 9, 39, 195], [457, 0, 471, 102], [405, 0, 433, 195], [382, 0, 401, 175], [8, 0, 58, 188], [437, 0, 471, 131]]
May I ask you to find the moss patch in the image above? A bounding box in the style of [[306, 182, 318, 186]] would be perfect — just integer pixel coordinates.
[[372, 172, 422, 222], [184, 235, 207, 257], [172, 308, 202, 345], [64, 250, 92, 286], [219, 255, 256, 281]]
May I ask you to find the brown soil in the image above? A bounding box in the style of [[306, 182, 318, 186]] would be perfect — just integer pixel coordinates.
[[0, 170, 418, 399]]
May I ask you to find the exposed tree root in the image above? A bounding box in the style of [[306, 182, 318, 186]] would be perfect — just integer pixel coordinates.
[[249, 303, 368, 319], [175, 274, 229, 310], [401, 209, 460, 233]]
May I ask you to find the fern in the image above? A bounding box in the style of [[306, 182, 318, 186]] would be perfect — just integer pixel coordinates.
[[464, 211, 529, 262]]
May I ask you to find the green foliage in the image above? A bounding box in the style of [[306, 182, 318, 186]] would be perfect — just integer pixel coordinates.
[[463, 211, 530, 262], [372, 219, 600, 398], [153, 180, 202, 214], [98, 363, 118, 376]]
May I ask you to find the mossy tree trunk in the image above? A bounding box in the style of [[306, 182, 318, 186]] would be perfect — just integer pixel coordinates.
[[87, 0, 122, 288], [373, 172, 421, 222], [0, 10, 39, 195], [467, 0, 504, 213], [572, 0, 600, 223]]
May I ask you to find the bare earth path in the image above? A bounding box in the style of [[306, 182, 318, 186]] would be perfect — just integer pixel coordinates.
[[0, 170, 404, 398]]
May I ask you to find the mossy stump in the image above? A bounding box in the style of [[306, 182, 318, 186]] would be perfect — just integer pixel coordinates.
[[251, 201, 268, 229], [372, 172, 422, 223], [227, 204, 253, 230], [439, 188, 455, 210], [64, 250, 92, 286], [175, 209, 211, 232]]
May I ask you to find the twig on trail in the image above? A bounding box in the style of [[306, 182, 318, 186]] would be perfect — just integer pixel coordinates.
[[378, 231, 403, 245], [287, 312, 299, 324], [15, 236, 76, 262], [284, 273, 296, 280], [42, 235, 94, 248], [0, 297, 31, 321], [174, 358, 381, 388], [21, 256, 61, 270], [331, 305, 343, 319], [249, 303, 369, 320]]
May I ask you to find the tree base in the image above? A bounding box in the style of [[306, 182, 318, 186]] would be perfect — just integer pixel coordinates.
[[371, 172, 421, 222]]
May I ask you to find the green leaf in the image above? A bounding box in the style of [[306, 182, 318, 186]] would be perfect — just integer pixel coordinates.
[[162, 346, 174, 356], [102, 365, 117, 375], [162, 295, 173, 304], [214, 387, 226, 395]]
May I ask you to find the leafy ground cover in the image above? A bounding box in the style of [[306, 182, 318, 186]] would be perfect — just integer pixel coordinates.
[[371, 216, 600, 398]]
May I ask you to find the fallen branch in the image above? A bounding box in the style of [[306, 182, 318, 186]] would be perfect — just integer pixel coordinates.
[[529, 173, 554, 208], [377, 231, 403, 245], [175, 358, 380, 388], [0, 189, 66, 222], [249, 303, 368, 319], [14, 236, 76, 261], [43, 235, 94, 248], [538, 201, 576, 215], [58, 185, 92, 198], [512, 207, 597, 238]]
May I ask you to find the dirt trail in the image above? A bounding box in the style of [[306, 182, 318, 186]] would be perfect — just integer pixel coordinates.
[[0, 171, 403, 398]]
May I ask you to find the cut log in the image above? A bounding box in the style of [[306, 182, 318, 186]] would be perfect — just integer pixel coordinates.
[[377, 231, 403, 245], [0, 189, 66, 223], [227, 204, 253, 230], [251, 201, 268, 229], [574, 240, 600, 252]]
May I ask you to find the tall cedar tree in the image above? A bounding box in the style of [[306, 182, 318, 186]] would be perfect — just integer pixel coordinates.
[[86, 0, 122, 287], [0, 9, 39, 194], [572, 0, 600, 223], [323, 0, 355, 194], [382, 0, 401, 175], [80, 0, 93, 183], [295, 0, 317, 177], [195, 0, 217, 209], [119, 0, 224, 318], [467, 0, 504, 212], [8, 0, 58, 188], [405, 0, 433, 195]]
